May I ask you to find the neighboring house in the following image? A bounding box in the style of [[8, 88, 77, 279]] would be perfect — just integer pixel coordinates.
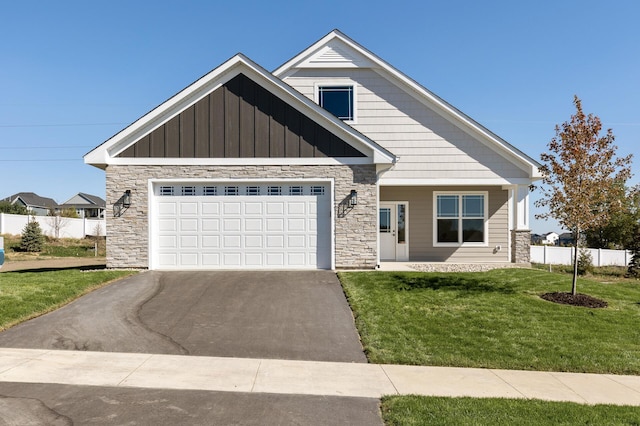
[[58, 193, 106, 219], [558, 233, 574, 246], [541, 232, 559, 245], [84, 30, 541, 270], [1, 192, 57, 216]]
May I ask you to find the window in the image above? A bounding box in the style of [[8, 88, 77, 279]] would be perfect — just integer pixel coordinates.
[[246, 186, 260, 196], [435, 193, 486, 245], [181, 186, 196, 196], [289, 186, 303, 196], [225, 186, 238, 196], [204, 186, 217, 196], [267, 186, 282, 196], [159, 186, 174, 196], [318, 86, 354, 121], [310, 186, 325, 195]]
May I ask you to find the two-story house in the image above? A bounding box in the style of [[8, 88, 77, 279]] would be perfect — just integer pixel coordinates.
[[85, 30, 540, 270]]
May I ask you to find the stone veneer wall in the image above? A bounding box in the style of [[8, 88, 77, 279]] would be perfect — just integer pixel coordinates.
[[105, 164, 377, 269], [511, 229, 531, 263]]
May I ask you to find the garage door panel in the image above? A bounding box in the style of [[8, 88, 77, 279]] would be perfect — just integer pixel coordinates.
[[158, 202, 177, 215], [158, 219, 177, 232], [180, 253, 198, 266], [202, 235, 220, 248], [288, 235, 306, 248], [224, 202, 241, 214], [153, 183, 330, 269], [180, 219, 198, 231], [223, 235, 241, 248], [223, 252, 242, 266], [266, 235, 284, 248], [202, 253, 220, 266], [201, 218, 220, 232], [245, 219, 262, 232], [244, 235, 262, 248], [201, 202, 220, 215], [180, 235, 198, 248], [266, 218, 284, 232], [180, 202, 198, 215], [288, 218, 306, 232], [244, 202, 263, 215], [223, 218, 241, 232]]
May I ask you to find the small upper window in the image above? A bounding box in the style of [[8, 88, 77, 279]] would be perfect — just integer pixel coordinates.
[[318, 86, 354, 121]]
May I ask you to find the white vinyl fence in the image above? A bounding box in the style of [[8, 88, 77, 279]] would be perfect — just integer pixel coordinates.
[[531, 245, 633, 267], [0, 213, 105, 239]]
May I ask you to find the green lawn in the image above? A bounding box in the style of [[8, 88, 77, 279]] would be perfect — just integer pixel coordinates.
[[339, 269, 640, 374], [0, 269, 136, 331], [381, 396, 640, 426]]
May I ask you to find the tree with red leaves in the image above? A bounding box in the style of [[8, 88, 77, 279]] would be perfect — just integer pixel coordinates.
[[535, 96, 633, 295]]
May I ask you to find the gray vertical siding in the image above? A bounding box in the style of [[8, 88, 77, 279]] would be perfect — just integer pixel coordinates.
[[118, 74, 365, 159]]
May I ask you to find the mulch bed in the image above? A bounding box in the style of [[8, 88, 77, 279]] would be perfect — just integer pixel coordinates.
[[540, 292, 608, 308]]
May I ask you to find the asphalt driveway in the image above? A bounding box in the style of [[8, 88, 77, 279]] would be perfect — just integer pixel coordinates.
[[0, 270, 366, 362]]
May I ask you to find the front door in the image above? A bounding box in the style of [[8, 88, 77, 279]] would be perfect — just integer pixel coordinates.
[[379, 202, 409, 261]]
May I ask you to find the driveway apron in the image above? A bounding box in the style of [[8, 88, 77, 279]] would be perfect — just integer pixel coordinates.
[[0, 270, 366, 363]]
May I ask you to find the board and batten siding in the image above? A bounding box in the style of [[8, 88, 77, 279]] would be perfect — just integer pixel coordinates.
[[283, 69, 528, 181], [118, 73, 365, 159], [380, 186, 510, 262]]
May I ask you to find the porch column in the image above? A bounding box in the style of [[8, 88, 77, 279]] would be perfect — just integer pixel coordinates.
[[511, 185, 531, 263]]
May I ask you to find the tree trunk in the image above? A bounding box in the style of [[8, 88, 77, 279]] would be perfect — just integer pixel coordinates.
[[572, 230, 580, 296]]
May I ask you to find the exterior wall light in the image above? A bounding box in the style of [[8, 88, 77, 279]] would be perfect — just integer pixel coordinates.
[[114, 190, 132, 217], [350, 190, 358, 206], [122, 190, 132, 208]]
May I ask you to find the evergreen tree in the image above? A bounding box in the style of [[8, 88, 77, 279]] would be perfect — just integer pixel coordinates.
[[20, 219, 45, 252]]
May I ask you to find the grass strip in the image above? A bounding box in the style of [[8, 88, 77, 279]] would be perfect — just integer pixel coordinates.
[[0, 269, 136, 331], [381, 395, 640, 426]]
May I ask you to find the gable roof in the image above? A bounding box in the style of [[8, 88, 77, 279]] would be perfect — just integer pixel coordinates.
[[274, 30, 541, 180], [85, 54, 395, 169], [2, 192, 57, 209], [60, 193, 106, 208]]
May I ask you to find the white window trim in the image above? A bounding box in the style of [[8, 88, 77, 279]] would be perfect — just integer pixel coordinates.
[[433, 191, 489, 247], [314, 79, 357, 124]]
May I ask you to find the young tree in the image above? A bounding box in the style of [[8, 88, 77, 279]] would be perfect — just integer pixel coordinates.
[[20, 218, 45, 252], [535, 96, 633, 295]]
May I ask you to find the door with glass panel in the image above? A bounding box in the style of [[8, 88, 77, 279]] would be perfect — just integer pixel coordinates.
[[379, 202, 409, 261]]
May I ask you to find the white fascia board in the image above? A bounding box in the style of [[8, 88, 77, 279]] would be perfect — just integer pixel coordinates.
[[107, 157, 373, 166], [379, 177, 535, 186]]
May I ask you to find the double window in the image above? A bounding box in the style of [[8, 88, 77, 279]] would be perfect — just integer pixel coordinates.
[[434, 192, 487, 245], [317, 85, 355, 121]]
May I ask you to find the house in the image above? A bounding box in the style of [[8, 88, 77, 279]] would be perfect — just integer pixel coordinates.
[[541, 232, 559, 245], [558, 232, 574, 246], [58, 193, 106, 219], [84, 30, 541, 270], [1, 192, 57, 216]]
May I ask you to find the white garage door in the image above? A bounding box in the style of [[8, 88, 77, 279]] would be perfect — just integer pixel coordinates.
[[151, 182, 331, 269]]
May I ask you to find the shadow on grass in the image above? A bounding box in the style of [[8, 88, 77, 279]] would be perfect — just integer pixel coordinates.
[[392, 274, 516, 294], [8, 265, 107, 273]]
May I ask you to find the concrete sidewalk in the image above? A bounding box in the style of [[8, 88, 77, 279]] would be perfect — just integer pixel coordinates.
[[1, 348, 639, 406]]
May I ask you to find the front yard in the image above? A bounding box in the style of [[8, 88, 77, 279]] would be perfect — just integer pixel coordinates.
[[339, 269, 640, 375]]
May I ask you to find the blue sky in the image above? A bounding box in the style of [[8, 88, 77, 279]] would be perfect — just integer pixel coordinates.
[[1, 1, 638, 234]]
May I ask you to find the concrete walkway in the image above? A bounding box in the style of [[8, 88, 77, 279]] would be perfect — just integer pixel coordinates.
[[1, 348, 639, 406]]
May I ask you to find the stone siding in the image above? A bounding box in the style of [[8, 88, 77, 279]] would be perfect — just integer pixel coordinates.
[[105, 164, 377, 269], [511, 229, 531, 263]]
